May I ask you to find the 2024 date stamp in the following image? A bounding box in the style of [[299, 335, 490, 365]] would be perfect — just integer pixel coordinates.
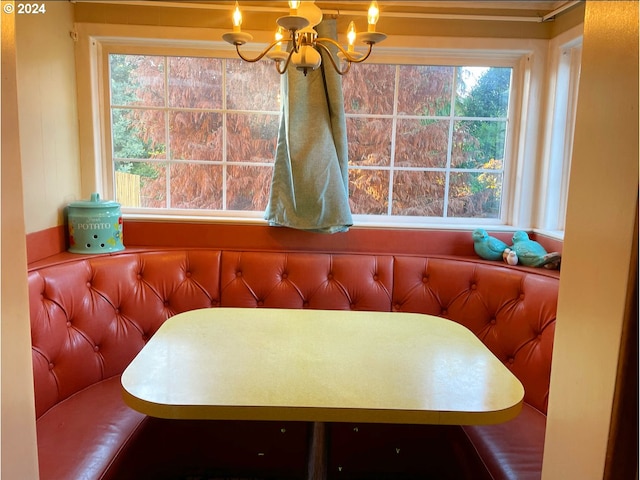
[[3, 3, 47, 15]]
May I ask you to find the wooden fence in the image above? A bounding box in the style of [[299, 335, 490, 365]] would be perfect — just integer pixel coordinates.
[[115, 171, 141, 207]]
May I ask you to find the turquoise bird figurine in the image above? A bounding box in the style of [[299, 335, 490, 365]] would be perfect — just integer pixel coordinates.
[[472, 229, 509, 261], [510, 231, 561, 268]]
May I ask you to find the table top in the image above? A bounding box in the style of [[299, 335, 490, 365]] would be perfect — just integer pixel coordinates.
[[121, 308, 524, 425]]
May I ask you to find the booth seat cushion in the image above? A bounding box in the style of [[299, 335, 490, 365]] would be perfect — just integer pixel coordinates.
[[36, 375, 147, 480], [461, 404, 547, 480]]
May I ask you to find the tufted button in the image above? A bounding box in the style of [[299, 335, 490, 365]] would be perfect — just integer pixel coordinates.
[[281, 273, 288, 280], [86, 282, 91, 288], [236, 271, 242, 278], [327, 273, 334, 280], [141, 334, 148, 341], [441, 309, 448, 315], [186, 271, 192, 278], [471, 284, 477, 290], [394, 303, 401, 310], [115, 308, 120, 314], [137, 274, 143, 280], [94, 345, 100, 352], [520, 293, 525, 300], [303, 301, 309, 308], [164, 301, 170, 307], [257, 300, 264, 306], [508, 357, 515, 364], [48, 362, 54, 370], [490, 318, 497, 325], [211, 300, 218, 306], [350, 303, 356, 310], [422, 276, 429, 283], [373, 274, 379, 281], [66, 321, 72, 327]]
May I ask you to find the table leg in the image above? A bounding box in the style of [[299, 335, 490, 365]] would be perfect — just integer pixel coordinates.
[[307, 421, 327, 480]]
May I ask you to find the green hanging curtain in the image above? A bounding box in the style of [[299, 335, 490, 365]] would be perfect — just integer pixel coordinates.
[[264, 19, 352, 234]]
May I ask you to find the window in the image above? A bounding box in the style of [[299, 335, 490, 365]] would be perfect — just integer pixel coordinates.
[[343, 64, 511, 219], [107, 52, 514, 223], [109, 54, 280, 211], [537, 29, 583, 236]]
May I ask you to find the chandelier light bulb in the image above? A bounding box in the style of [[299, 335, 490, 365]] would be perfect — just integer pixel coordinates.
[[288, 0, 300, 14], [347, 21, 356, 52], [367, 1, 380, 32], [274, 26, 284, 52], [232, 2, 243, 32]]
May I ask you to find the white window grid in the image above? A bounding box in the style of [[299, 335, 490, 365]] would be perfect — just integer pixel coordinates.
[[345, 64, 510, 219]]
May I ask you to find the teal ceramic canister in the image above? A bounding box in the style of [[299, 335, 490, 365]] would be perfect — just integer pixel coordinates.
[[67, 193, 124, 254]]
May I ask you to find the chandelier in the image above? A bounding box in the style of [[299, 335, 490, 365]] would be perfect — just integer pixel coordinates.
[[222, 1, 387, 76]]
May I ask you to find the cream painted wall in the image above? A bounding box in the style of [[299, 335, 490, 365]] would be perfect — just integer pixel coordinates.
[[16, 0, 81, 234], [542, 1, 638, 478], [1, 1, 41, 477]]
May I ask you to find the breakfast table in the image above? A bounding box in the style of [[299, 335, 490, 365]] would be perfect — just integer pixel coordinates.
[[121, 307, 524, 479]]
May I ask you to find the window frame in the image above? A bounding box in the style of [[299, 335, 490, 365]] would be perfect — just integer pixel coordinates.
[[536, 24, 583, 239], [76, 22, 550, 231]]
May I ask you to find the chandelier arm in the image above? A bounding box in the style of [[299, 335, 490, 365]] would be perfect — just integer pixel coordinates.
[[314, 41, 349, 75], [234, 40, 284, 63], [316, 37, 374, 64], [275, 49, 295, 74], [291, 31, 301, 54]]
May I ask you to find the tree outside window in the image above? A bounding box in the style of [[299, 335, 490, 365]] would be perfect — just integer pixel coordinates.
[[109, 54, 511, 220]]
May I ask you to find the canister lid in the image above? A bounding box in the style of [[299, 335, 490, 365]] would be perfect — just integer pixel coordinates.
[[68, 193, 120, 208]]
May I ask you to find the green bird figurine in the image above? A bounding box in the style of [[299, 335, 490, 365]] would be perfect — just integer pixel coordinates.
[[472, 229, 509, 261], [510, 231, 561, 268]]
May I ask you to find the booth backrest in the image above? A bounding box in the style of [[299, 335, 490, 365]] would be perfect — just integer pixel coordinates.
[[29, 251, 222, 418], [28, 249, 558, 420], [390, 256, 557, 414], [219, 251, 393, 311]]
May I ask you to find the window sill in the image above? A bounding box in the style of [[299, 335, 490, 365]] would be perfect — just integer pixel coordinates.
[[122, 212, 518, 233], [533, 228, 565, 241]]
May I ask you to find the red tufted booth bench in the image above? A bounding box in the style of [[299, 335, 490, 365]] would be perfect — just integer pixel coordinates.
[[28, 249, 558, 480]]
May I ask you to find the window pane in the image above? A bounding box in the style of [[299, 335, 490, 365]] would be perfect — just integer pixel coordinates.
[[112, 109, 166, 160], [349, 169, 389, 215], [169, 111, 223, 161], [113, 161, 168, 208], [452, 120, 507, 168], [395, 119, 449, 168], [455, 67, 511, 117], [448, 171, 502, 218], [110, 54, 164, 107], [398, 66, 454, 116], [347, 117, 392, 166], [227, 113, 278, 163], [392, 171, 445, 216], [168, 57, 223, 109], [226, 59, 281, 111], [342, 64, 395, 115], [170, 163, 223, 209], [227, 165, 273, 211], [115, 162, 166, 207]]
